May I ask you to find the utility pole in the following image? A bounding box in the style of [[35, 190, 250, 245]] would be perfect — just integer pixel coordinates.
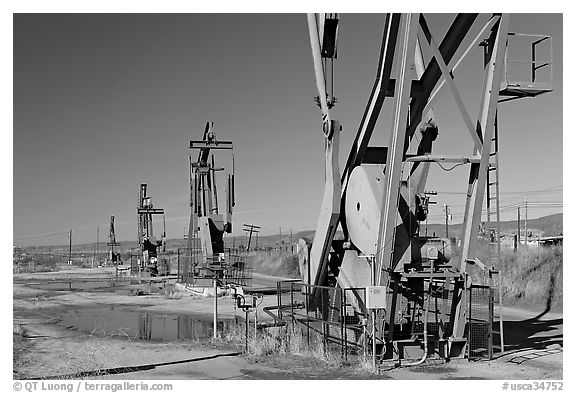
[[68, 229, 72, 265], [443, 204, 450, 238], [96, 225, 99, 265], [524, 196, 528, 245], [517, 206, 521, 250], [243, 224, 261, 251]]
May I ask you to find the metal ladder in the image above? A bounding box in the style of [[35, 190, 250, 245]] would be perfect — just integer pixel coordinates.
[[486, 114, 505, 357]]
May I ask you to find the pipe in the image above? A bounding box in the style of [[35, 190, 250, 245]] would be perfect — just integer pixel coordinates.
[[403, 268, 433, 366], [262, 305, 287, 327]]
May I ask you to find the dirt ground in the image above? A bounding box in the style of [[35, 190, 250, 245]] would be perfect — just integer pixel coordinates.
[[13, 265, 563, 380]]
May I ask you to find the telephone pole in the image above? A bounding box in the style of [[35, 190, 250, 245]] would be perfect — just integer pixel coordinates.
[[517, 206, 521, 250], [524, 196, 528, 245], [243, 224, 260, 251], [68, 229, 72, 265], [443, 204, 450, 238]]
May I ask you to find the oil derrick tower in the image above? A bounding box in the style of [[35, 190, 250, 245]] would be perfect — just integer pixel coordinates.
[[187, 122, 235, 278], [301, 13, 553, 362], [137, 183, 166, 276], [107, 215, 121, 265]]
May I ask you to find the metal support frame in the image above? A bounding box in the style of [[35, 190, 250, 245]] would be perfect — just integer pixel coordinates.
[[298, 14, 554, 362], [375, 14, 419, 285], [453, 14, 510, 340]]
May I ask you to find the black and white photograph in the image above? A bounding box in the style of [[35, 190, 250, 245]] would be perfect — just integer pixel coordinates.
[[10, 5, 565, 387]]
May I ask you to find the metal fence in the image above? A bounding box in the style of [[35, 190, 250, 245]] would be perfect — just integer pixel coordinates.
[[177, 248, 252, 287], [275, 279, 492, 362], [468, 284, 493, 359], [276, 281, 367, 359]]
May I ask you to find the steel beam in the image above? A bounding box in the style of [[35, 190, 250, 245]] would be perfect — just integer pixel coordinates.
[[418, 16, 483, 152], [375, 13, 419, 285], [190, 141, 233, 150], [404, 14, 478, 153], [452, 14, 510, 340], [340, 14, 401, 193], [137, 208, 165, 215], [421, 16, 500, 118]]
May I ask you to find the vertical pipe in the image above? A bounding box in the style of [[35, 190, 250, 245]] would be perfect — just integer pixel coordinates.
[[177, 249, 181, 283], [277, 281, 282, 319], [468, 283, 472, 360], [213, 279, 218, 339], [305, 284, 310, 345], [320, 288, 324, 349], [372, 308, 376, 369], [340, 288, 344, 359], [343, 288, 348, 361], [245, 310, 249, 353], [488, 286, 494, 359], [290, 283, 295, 331]]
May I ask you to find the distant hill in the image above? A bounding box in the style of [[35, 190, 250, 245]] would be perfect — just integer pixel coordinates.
[[20, 213, 562, 253], [423, 212, 562, 239]]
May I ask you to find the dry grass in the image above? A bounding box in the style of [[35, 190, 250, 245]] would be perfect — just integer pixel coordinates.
[[250, 251, 300, 278], [471, 242, 563, 312], [219, 322, 353, 368]]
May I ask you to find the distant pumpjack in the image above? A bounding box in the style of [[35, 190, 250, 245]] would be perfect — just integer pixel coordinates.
[[106, 215, 121, 265], [187, 122, 235, 267], [137, 183, 166, 275]]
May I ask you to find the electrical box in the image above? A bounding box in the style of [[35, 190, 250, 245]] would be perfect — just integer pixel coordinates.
[[366, 286, 387, 309]]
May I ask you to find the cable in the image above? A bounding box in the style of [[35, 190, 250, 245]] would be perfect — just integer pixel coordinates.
[[435, 161, 467, 172]]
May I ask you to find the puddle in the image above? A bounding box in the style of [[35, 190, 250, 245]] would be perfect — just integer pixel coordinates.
[[60, 307, 240, 341]]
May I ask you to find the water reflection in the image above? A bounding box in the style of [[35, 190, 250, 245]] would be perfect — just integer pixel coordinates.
[[61, 307, 239, 341]]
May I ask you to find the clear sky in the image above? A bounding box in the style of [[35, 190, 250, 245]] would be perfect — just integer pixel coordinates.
[[13, 13, 563, 247]]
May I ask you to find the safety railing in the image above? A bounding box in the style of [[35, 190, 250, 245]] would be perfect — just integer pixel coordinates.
[[276, 281, 368, 360], [177, 248, 253, 287]]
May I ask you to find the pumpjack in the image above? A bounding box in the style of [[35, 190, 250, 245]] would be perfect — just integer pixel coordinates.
[[137, 183, 167, 276], [301, 13, 553, 361], [186, 122, 235, 282], [107, 215, 121, 265]]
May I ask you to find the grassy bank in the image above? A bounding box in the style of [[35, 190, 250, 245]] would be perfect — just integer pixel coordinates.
[[472, 242, 563, 312], [249, 251, 300, 279]]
